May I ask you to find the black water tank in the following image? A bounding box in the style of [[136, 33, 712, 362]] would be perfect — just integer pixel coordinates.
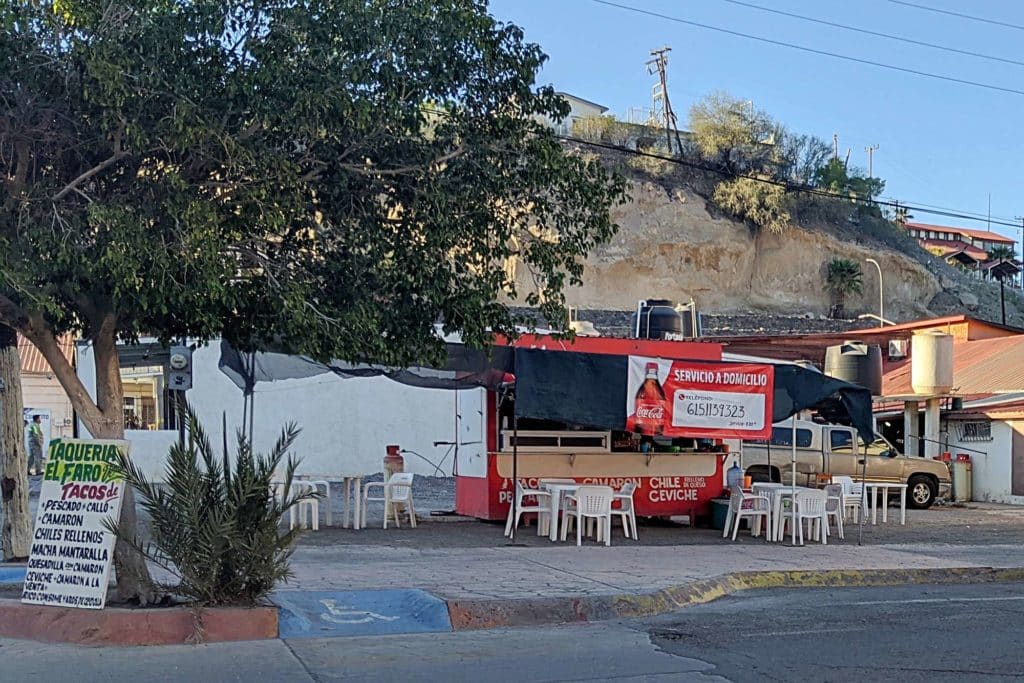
[[631, 299, 683, 339], [824, 341, 883, 395]]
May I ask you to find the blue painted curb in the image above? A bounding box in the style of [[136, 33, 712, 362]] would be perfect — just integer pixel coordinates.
[[274, 589, 452, 639], [0, 566, 26, 584]]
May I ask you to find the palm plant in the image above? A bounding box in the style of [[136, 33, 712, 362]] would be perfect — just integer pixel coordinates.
[[825, 257, 864, 319], [987, 245, 1017, 262], [106, 404, 313, 606]]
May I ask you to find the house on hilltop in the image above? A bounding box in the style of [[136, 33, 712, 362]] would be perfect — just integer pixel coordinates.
[[904, 221, 1020, 285], [539, 92, 610, 136]]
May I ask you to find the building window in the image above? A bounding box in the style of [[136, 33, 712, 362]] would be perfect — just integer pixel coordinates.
[[958, 421, 992, 442]]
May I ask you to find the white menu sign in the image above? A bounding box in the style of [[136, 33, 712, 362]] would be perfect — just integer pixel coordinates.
[[21, 439, 130, 610]]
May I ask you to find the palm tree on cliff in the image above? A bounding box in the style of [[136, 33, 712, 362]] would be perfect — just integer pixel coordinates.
[[826, 258, 864, 319], [988, 245, 1016, 263]]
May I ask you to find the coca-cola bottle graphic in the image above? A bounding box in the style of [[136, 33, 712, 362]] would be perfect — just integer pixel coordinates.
[[634, 362, 666, 435]]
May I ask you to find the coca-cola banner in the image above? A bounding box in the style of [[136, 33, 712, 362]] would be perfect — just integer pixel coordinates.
[[625, 357, 774, 439]]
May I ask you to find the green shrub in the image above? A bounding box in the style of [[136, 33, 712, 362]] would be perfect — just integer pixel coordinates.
[[107, 406, 312, 606], [712, 177, 791, 234]]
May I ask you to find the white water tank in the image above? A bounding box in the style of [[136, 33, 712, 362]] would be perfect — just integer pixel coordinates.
[[911, 331, 954, 394]]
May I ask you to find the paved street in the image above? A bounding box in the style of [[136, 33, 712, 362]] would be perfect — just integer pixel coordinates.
[[3, 582, 1023, 682], [647, 581, 1024, 682]]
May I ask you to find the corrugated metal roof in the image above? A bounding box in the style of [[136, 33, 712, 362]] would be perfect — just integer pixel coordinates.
[[848, 314, 1024, 336], [882, 336, 1024, 396], [17, 334, 74, 375]]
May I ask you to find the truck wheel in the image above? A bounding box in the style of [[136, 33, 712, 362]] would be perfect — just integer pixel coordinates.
[[906, 475, 936, 509]]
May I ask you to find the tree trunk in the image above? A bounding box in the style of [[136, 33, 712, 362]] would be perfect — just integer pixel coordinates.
[[20, 314, 157, 603], [91, 322, 159, 606], [0, 325, 31, 561]]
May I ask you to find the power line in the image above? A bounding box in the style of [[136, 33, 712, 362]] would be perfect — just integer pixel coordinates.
[[719, 0, 1024, 68], [555, 133, 1023, 230], [419, 104, 1021, 230], [889, 1, 1024, 32], [885, 198, 1016, 224], [589, 0, 1024, 97]]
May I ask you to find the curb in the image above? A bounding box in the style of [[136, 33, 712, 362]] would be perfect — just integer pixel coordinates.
[[2, 565, 1022, 643], [446, 566, 1024, 630], [0, 599, 278, 646]]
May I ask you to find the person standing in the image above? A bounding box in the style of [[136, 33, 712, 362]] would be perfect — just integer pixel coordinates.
[[27, 414, 44, 476]]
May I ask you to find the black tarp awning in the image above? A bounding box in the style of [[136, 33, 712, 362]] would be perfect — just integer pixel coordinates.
[[218, 340, 513, 393], [219, 341, 875, 441]]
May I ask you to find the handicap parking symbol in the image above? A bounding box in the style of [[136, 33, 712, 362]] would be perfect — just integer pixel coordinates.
[[319, 598, 400, 625]]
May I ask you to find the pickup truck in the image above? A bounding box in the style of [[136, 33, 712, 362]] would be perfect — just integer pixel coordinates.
[[739, 420, 951, 509]]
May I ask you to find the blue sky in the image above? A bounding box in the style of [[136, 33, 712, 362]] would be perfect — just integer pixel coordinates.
[[488, 0, 1023, 246]]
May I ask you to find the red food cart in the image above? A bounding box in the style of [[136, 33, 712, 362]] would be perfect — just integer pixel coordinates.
[[455, 335, 776, 523]]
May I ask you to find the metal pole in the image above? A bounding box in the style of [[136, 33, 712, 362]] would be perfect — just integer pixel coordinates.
[[790, 415, 797, 546], [510, 391, 519, 543], [1000, 276, 1007, 326], [866, 258, 884, 326], [858, 441, 869, 546], [177, 391, 185, 449]]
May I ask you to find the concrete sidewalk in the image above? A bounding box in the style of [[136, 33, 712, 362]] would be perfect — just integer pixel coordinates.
[[6, 493, 1024, 641], [284, 538, 1024, 601]]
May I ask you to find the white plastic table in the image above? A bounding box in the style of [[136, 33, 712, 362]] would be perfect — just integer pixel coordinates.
[[862, 482, 907, 525], [542, 481, 579, 542], [295, 474, 363, 529], [756, 485, 816, 543]]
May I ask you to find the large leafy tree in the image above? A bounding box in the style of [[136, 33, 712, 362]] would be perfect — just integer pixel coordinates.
[[0, 0, 626, 602]]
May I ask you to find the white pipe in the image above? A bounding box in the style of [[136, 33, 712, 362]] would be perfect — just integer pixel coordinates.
[[866, 258, 884, 326]]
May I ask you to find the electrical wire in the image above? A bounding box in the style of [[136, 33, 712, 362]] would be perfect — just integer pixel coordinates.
[[589, 0, 1024, 97], [420, 104, 1021, 229], [555, 132, 1023, 229], [884, 198, 1017, 224], [719, 0, 1024, 68], [889, 1, 1024, 32]]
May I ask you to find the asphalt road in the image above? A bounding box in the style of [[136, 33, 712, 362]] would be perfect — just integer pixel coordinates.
[[3, 582, 1023, 682]]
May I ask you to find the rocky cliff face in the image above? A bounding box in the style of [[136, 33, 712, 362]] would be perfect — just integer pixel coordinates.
[[512, 179, 1023, 327]]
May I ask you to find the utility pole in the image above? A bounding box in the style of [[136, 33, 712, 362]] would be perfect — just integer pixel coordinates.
[[646, 46, 683, 155], [865, 144, 879, 178], [1015, 217, 1024, 288], [1000, 275, 1006, 326], [833, 133, 839, 160]]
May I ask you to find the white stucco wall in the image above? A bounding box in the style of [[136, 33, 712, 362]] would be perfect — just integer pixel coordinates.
[[77, 341, 486, 483], [22, 374, 73, 440], [945, 419, 1024, 505]]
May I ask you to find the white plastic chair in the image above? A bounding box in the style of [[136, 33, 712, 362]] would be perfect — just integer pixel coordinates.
[[298, 477, 332, 526], [292, 481, 320, 531], [361, 473, 417, 529], [824, 483, 845, 540], [792, 489, 828, 545], [725, 485, 771, 541], [561, 486, 614, 546], [613, 483, 639, 540], [504, 481, 551, 538], [833, 475, 864, 522]]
